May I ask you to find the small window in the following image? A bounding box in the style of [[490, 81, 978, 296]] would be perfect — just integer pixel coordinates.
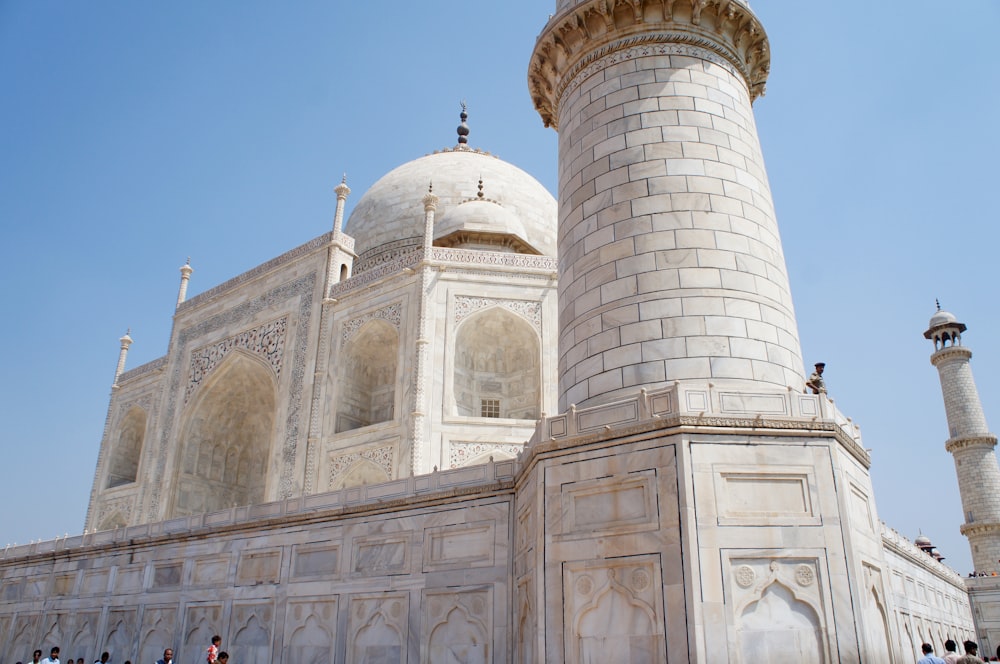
[[481, 399, 500, 418]]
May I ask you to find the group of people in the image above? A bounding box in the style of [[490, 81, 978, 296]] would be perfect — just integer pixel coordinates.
[[918, 639, 997, 663], [17, 636, 230, 664], [16, 648, 119, 664]]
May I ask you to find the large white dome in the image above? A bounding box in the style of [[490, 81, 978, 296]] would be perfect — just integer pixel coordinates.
[[344, 147, 556, 269]]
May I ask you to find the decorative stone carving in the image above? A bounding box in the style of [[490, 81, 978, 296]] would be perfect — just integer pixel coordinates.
[[96, 496, 134, 528], [230, 602, 274, 664], [328, 445, 394, 489], [341, 303, 402, 343], [422, 587, 492, 663], [183, 603, 224, 660], [283, 598, 338, 664], [563, 558, 665, 663], [148, 273, 315, 519], [454, 296, 541, 332], [347, 594, 408, 664], [185, 316, 287, 403], [449, 441, 524, 468], [137, 606, 177, 664], [729, 557, 828, 662]]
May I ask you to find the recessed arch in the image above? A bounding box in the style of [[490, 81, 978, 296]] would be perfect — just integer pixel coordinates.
[[107, 405, 147, 488], [739, 581, 824, 663], [454, 307, 540, 419], [173, 351, 277, 517], [336, 319, 398, 432]]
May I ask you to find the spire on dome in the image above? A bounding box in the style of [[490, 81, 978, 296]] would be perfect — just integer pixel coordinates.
[[457, 101, 470, 145]]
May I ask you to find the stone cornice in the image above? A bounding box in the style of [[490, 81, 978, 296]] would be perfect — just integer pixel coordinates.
[[960, 521, 1000, 538], [528, 0, 769, 128], [517, 413, 869, 481], [931, 345, 972, 366], [945, 434, 998, 453], [117, 356, 168, 384]]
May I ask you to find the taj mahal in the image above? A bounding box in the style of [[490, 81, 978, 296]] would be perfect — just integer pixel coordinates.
[[3, 1, 1000, 662]]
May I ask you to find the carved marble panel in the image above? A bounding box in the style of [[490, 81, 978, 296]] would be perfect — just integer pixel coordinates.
[[422, 587, 492, 663], [850, 482, 875, 533], [80, 568, 110, 595], [104, 608, 139, 663], [229, 601, 274, 664], [562, 556, 666, 663], [0, 614, 11, 657], [138, 605, 178, 664], [556, 471, 658, 539], [236, 549, 282, 586], [114, 564, 145, 594], [39, 612, 69, 655], [515, 574, 537, 664], [52, 573, 76, 596], [727, 557, 829, 664], [68, 610, 101, 661], [192, 555, 231, 587], [282, 597, 338, 663], [347, 593, 408, 664], [151, 562, 183, 590], [291, 541, 341, 579], [183, 603, 225, 662], [9, 613, 41, 659], [23, 575, 47, 598], [422, 521, 495, 572], [351, 534, 412, 577], [713, 465, 821, 526], [1, 578, 21, 601], [185, 316, 287, 403]]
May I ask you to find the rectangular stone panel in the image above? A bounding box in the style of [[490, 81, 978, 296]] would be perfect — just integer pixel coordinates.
[[423, 521, 495, 571], [352, 534, 412, 577], [80, 569, 109, 595], [714, 466, 820, 526], [151, 562, 182, 589], [114, 564, 144, 594], [237, 549, 282, 586], [23, 575, 47, 598], [291, 542, 341, 579], [192, 555, 231, 586], [577, 400, 638, 432], [718, 391, 788, 415], [52, 573, 75, 595], [558, 472, 658, 538]]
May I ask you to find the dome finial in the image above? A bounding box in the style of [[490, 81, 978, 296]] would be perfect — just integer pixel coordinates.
[[457, 100, 470, 146], [935, 298, 941, 311], [477, 176, 484, 199]]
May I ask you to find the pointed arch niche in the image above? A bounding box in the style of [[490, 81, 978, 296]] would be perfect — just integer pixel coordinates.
[[454, 307, 540, 420], [336, 320, 398, 433], [738, 582, 824, 663], [173, 351, 277, 517], [107, 405, 147, 488]]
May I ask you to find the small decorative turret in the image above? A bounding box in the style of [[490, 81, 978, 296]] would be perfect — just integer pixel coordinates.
[[113, 328, 133, 387], [926, 305, 1000, 573], [422, 182, 439, 251], [334, 174, 351, 234], [176, 258, 193, 308]]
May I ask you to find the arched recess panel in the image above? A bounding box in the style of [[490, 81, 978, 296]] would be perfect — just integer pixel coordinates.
[[454, 307, 540, 419], [336, 320, 398, 432], [738, 582, 824, 663], [107, 405, 147, 488], [174, 352, 277, 517]]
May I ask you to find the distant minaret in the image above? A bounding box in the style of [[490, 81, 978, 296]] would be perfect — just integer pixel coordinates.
[[925, 305, 1000, 572], [113, 329, 133, 387], [176, 258, 193, 308]]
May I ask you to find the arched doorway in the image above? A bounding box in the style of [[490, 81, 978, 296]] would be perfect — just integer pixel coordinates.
[[454, 307, 540, 419], [173, 352, 276, 516]]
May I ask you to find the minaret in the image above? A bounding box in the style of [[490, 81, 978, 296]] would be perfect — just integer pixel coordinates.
[[176, 258, 193, 308], [925, 306, 1000, 573], [112, 328, 133, 387], [529, 1, 804, 410]]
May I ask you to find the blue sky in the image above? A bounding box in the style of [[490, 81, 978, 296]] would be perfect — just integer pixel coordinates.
[[2, 1, 998, 575]]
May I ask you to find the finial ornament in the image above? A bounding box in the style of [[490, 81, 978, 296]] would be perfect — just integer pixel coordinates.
[[457, 101, 470, 145], [936, 299, 941, 311], [477, 177, 484, 199]]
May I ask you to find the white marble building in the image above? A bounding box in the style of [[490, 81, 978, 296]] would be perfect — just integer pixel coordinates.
[[0, 0, 991, 662]]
